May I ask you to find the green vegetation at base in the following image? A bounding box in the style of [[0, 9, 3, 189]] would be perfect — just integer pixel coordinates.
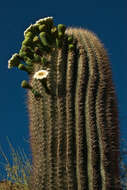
[[0, 136, 32, 190]]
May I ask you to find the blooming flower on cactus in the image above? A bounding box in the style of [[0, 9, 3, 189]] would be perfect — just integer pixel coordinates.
[[33, 69, 49, 80]]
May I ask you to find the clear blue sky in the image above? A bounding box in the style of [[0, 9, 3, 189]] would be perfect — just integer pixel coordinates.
[[0, 0, 126, 180]]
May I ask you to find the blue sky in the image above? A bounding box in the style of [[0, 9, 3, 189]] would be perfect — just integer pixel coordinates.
[[0, 0, 126, 180]]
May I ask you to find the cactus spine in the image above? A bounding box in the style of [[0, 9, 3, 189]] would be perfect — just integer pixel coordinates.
[[8, 17, 121, 189]]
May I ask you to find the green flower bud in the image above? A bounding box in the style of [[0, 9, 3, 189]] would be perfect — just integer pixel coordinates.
[[39, 24, 47, 32], [20, 46, 34, 59], [19, 48, 27, 57], [21, 80, 32, 89], [68, 44, 74, 51], [33, 36, 40, 43], [40, 32, 49, 46], [24, 24, 39, 36], [23, 56, 33, 66], [18, 64, 26, 70], [57, 24, 66, 33], [41, 57, 47, 65], [56, 38, 62, 48], [51, 26, 58, 38], [21, 80, 41, 98], [32, 24, 40, 34], [22, 37, 32, 46], [18, 64, 33, 74], [68, 35, 73, 43], [58, 31, 64, 38], [25, 32, 34, 39], [34, 53, 41, 62], [8, 53, 21, 69]]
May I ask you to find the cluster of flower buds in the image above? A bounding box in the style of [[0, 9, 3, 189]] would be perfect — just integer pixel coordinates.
[[8, 16, 75, 97]]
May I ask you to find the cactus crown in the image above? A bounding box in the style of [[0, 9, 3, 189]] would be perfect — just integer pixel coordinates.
[[8, 16, 75, 96]]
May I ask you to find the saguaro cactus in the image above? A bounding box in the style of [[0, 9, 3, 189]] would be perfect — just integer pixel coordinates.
[[8, 17, 121, 189]]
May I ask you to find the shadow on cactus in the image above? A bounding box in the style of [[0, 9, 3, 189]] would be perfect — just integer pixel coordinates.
[[8, 16, 122, 189]]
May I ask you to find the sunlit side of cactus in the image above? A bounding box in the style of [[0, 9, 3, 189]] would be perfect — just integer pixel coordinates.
[[8, 17, 121, 189]]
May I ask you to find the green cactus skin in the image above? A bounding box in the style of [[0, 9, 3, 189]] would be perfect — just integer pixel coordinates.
[[8, 17, 121, 190]]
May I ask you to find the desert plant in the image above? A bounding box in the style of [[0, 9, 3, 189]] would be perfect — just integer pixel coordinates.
[[8, 16, 122, 189], [0, 136, 32, 189]]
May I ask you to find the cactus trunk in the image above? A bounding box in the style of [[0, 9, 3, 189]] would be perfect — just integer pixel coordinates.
[[8, 17, 121, 190]]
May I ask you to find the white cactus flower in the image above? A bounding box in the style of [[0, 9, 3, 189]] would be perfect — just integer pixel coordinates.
[[33, 69, 49, 80]]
